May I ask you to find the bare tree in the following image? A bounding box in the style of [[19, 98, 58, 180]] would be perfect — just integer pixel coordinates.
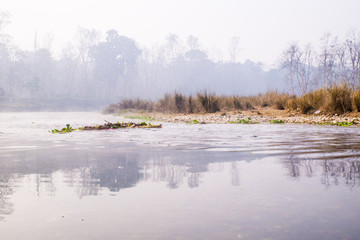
[[332, 32, 360, 89], [295, 44, 314, 95], [165, 33, 183, 64], [334, 40, 348, 85], [228, 36, 240, 63], [0, 10, 10, 38], [59, 43, 78, 96], [43, 32, 54, 52], [187, 35, 199, 50], [345, 32, 360, 89], [0, 11, 11, 96], [281, 43, 314, 95], [281, 43, 299, 95], [76, 27, 100, 97], [318, 33, 337, 87]]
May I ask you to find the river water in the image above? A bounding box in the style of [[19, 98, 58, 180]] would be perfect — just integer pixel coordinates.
[[0, 112, 359, 240]]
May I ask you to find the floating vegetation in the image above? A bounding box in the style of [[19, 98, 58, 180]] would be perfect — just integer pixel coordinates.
[[123, 115, 155, 121], [336, 121, 355, 127], [188, 119, 200, 124], [312, 120, 357, 127], [270, 120, 285, 124], [51, 124, 77, 133], [51, 121, 162, 133], [230, 117, 258, 124]]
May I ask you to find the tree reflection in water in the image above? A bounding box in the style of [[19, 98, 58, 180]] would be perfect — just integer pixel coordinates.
[[322, 159, 360, 187], [283, 156, 360, 187], [0, 175, 14, 221], [1, 145, 360, 220]]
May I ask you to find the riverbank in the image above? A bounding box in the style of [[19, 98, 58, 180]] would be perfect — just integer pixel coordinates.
[[117, 108, 360, 125], [0, 97, 108, 112], [103, 87, 360, 125]]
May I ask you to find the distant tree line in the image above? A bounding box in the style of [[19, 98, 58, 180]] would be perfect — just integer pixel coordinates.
[[0, 11, 283, 103], [281, 32, 360, 96], [0, 10, 359, 104]]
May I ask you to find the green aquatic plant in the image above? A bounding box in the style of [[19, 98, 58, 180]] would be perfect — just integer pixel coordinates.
[[140, 122, 148, 126], [188, 119, 200, 124], [312, 122, 334, 126], [336, 121, 355, 127], [270, 120, 285, 124], [51, 124, 77, 133], [312, 120, 357, 127], [230, 117, 258, 124]]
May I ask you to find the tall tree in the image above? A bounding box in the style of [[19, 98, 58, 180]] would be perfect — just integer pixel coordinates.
[[165, 33, 183, 64], [318, 33, 337, 88], [281, 43, 299, 95], [228, 36, 240, 63], [345, 32, 360, 89], [295, 44, 313, 95], [0, 10, 11, 96], [281, 43, 314, 95], [90, 29, 141, 99], [187, 35, 199, 50], [76, 27, 100, 97]]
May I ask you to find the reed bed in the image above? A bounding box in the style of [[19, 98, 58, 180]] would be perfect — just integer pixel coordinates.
[[103, 85, 360, 115]]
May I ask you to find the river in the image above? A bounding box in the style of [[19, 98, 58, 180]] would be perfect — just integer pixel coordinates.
[[0, 112, 360, 240]]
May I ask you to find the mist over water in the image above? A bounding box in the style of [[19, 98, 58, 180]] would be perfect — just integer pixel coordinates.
[[1, 7, 360, 111], [1, 112, 360, 239], [0, 27, 285, 112], [1, 2, 360, 238]]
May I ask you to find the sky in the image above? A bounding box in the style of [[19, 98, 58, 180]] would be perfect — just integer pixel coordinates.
[[1, 0, 360, 68]]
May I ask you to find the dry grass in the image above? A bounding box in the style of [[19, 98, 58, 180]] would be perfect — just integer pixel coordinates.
[[104, 85, 360, 115], [285, 86, 353, 115], [352, 88, 360, 112], [323, 85, 352, 114], [103, 98, 154, 113], [196, 91, 220, 113]]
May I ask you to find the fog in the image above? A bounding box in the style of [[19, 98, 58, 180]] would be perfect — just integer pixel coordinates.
[[0, 23, 285, 110], [0, 1, 360, 110]]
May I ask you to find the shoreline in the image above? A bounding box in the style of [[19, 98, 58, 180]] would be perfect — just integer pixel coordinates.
[[117, 108, 360, 125]]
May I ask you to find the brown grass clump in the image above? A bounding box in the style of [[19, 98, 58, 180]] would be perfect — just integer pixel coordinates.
[[353, 88, 360, 112], [221, 96, 244, 110], [220, 96, 255, 111], [274, 95, 290, 110], [155, 93, 200, 113], [323, 85, 352, 114], [250, 91, 290, 110], [286, 96, 298, 110], [295, 89, 326, 114], [103, 98, 154, 113], [297, 93, 314, 114], [197, 91, 220, 113], [174, 92, 187, 113], [103, 84, 360, 115], [186, 95, 196, 114]]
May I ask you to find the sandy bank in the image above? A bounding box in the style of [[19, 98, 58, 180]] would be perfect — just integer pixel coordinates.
[[121, 108, 360, 125]]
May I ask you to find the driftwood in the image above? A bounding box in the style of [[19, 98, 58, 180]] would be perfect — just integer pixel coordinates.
[[81, 121, 162, 130], [51, 121, 162, 133]]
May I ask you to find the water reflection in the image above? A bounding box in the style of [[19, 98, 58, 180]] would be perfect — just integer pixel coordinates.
[[284, 154, 360, 188], [1, 145, 359, 198], [1, 130, 360, 239], [0, 175, 14, 221], [2, 146, 358, 226]]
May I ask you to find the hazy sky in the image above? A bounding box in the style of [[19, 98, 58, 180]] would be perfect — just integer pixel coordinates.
[[2, 0, 360, 68]]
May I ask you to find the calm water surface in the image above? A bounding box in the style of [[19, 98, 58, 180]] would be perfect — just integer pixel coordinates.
[[0, 112, 360, 240]]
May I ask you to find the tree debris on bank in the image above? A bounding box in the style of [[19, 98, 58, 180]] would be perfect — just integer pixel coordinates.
[[51, 121, 162, 133]]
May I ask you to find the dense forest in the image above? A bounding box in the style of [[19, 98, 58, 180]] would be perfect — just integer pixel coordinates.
[[0, 11, 359, 109]]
